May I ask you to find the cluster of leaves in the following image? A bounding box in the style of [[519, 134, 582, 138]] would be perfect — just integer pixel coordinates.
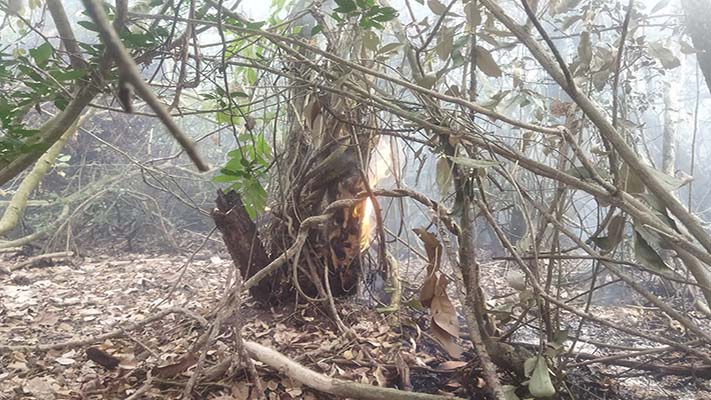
[[328, 0, 398, 30], [212, 134, 271, 218], [0, 43, 86, 160]]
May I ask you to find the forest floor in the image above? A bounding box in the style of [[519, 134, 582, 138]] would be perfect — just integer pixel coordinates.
[[0, 250, 710, 399]]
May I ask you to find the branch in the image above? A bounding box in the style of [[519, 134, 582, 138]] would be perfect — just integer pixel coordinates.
[[46, 0, 87, 70], [0, 111, 89, 236], [80, 0, 208, 172], [480, 0, 711, 262], [243, 341, 465, 400]]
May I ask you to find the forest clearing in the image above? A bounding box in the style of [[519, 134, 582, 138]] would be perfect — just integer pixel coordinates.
[[1, 0, 711, 399]]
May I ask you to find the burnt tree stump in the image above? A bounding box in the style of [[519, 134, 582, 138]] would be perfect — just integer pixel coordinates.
[[211, 189, 275, 303]]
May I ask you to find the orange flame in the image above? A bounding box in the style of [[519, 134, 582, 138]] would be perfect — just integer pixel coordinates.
[[360, 140, 394, 250]]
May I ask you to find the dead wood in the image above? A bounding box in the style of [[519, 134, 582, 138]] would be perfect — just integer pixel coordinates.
[[211, 189, 275, 303], [243, 340, 466, 400], [1, 251, 74, 274]]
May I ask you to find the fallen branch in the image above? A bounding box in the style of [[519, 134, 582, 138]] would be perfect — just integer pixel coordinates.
[[5, 251, 74, 273], [243, 340, 465, 400]]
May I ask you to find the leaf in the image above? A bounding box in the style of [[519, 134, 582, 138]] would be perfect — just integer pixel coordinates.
[[427, 0, 448, 15], [412, 228, 442, 268], [153, 353, 198, 378], [634, 230, 670, 273], [642, 165, 687, 191], [435, 27, 454, 60], [334, 0, 357, 13], [650, 0, 670, 13], [624, 164, 645, 194], [362, 31, 380, 51], [649, 41, 680, 69], [464, 1, 481, 30], [503, 385, 521, 400], [447, 156, 499, 169], [529, 355, 556, 397], [430, 277, 463, 360], [431, 276, 459, 338], [435, 156, 453, 194], [420, 274, 437, 307], [578, 31, 592, 68], [475, 46, 502, 77], [31, 43, 53, 67], [415, 73, 438, 89], [606, 214, 625, 250], [377, 42, 402, 54]]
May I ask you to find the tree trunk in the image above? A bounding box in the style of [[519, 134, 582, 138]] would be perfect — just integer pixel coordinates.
[[661, 77, 679, 175], [212, 190, 276, 303], [682, 0, 711, 94]]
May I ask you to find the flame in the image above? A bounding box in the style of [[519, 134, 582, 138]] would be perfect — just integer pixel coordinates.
[[360, 139, 395, 250]]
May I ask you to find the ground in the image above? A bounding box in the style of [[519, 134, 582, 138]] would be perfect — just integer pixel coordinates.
[[0, 250, 709, 399]]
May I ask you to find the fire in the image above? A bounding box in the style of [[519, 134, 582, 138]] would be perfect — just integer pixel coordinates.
[[360, 139, 395, 250]]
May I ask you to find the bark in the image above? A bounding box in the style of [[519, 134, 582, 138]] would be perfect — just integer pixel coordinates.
[[682, 0, 711, 94], [661, 77, 679, 175], [212, 190, 275, 303]]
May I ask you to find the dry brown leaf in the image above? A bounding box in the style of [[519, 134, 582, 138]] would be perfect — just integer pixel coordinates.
[[438, 360, 468, 370], [412, 228, 442, 269], [431, 277, 459, 339], [431, 323, 464, 359], [419, 274, 438, 308], [152, 352, 198, 378]]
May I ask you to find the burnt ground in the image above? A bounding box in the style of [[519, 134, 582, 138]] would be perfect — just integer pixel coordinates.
[[0, 250, 709, 399]]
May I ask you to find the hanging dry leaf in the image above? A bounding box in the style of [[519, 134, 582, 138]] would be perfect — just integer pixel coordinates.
[[431, 277, 459, 339], [607, 214, 625, 249], [412, 228, 442, 269], [420, 274, 438, 308], [475, 46, 502, 77]]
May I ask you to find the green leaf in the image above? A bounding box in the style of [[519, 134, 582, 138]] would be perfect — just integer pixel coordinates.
[[377, 42, 402, 54], [529, 355, 556, 398], [212, 174, 240, 183], [77, 20, 99, 32], [49, 69, 86, 81], [31, 43, 53, 67], [334, 0, 357, 13]]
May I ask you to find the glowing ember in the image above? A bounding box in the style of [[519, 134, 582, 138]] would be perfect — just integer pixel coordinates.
[[360, 139, 395, 250]]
